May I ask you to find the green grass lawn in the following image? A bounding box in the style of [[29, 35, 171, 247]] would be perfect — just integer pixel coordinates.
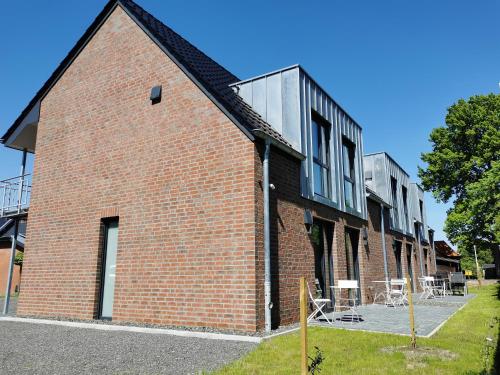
[[216, 284, 499, 374]]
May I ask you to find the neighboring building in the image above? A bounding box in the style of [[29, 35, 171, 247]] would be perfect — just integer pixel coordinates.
[[434, 240, 461, 274], [0, 0, 435, 332], [363, 152, 434, 292], [364, 187, 393, 301], [0, 218, 26, 294], [409, 182, 435, 278], [482, 264, 497, 279]]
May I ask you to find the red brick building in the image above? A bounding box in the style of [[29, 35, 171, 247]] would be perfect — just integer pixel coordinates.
[[1, 0, 434, 332], [0, 219, 26, 295], [434, 240, 461, 274]]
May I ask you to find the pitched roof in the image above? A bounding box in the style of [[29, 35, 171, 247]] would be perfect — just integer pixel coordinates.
[[2, 0, 300, 158], [434, 240, 461, 258]]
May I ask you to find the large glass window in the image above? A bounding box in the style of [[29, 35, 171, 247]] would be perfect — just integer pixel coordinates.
[[390, 177, 399, 228], [342, 139, 356, 209], [312, 117, 331, 198]]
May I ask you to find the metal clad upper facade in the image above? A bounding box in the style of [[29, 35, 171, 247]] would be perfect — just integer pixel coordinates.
[[410, 183, 429, 242], [233, 65, 367, 220], [363, 152, 412, 236]]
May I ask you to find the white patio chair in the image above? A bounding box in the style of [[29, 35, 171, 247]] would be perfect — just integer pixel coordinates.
[[430, 276, 446, 298], [307, 281, 333, 324], [372, 280, 391, 305], [419, 277, 434, 300], [388, 279, 407, 307], [332, 280, 361, 323]]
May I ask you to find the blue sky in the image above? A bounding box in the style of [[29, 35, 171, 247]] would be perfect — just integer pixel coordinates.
[[1, 0, 499, 243]]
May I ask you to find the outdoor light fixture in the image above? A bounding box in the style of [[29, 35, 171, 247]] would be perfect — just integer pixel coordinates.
[[304, 209, 313, 234], [362, 227, 368, 246], [150, 85, 162, 104]]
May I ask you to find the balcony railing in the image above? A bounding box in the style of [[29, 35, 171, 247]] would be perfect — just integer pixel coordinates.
[[0, 174, 31, 217]]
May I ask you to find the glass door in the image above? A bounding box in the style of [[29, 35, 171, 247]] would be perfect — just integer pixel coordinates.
[[345, 228, 360, 304], [394, 241, 403, 279]]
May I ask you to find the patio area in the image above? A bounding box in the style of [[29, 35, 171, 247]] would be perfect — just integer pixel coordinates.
[[315, 293, 475, 337]]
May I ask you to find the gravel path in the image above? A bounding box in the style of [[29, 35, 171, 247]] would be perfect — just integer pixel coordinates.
[[0, 321, 256, 374], [0, 297, 17, 316]]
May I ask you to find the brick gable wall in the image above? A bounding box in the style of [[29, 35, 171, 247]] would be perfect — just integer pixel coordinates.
[[18, 6, 258, 332]]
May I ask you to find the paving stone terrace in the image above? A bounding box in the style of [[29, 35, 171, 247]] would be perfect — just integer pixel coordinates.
[[317, 293, 475, 337], [1, 294, 475, 337]]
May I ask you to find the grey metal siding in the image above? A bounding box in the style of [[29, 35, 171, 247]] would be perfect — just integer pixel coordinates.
[[363, 152, 412, 236], [410, 183, 429, 242], [234, 67, 301, 152], [233, 65, 367, 220]]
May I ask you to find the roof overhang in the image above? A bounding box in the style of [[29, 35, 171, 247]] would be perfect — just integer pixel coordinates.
[[365, 186, 392, 208], [436, 256, 460, 264], [2, 100, 39, 153], [253, 129, 305, 161]]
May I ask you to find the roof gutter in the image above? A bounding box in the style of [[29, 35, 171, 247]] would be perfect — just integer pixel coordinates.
[[365, 187, 392, 208], [436, 256, 461, 264], [253, 129, 305, 161]]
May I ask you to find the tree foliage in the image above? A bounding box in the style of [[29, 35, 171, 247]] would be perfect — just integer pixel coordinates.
[[14, 251, 23, 266], [419, 94, 500, 262]]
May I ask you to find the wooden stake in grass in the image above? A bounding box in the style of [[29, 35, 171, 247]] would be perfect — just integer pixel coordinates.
[[473, 245, 482, 287], [300, 277, 308, 375], [406, 276, 416, 349]]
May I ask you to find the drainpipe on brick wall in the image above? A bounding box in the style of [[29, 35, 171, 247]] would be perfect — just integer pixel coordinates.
[[432, 236, 437, 274], [263, 138, 272, 332], [380, 204, 389, 281], [416, 222, 425, 276]]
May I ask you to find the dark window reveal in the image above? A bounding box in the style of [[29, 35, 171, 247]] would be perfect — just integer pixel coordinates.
[[402, 186, 409, 232], [342, 139, 356, 209], [390, 177, 399, 228], [312, 116, 331, 198]]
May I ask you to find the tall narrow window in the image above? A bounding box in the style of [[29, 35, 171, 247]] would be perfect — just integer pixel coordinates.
[[312, 116, 331, 198], [390, 177, 399, 228], [424, 249, 429, 275], [99, 219, 119, 320], [394, 241, 403, 279], [419, 199, 424, 240], [342, 139, 356, 209], [402, 186, 409, 232], [345, 228, 360, 303], [310, 220, 334, 301]]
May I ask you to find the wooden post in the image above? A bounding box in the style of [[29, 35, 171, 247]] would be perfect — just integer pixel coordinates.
[[406, 276, 416, 349], [473, 245, 482, 287], [300, 277, 308, 375]]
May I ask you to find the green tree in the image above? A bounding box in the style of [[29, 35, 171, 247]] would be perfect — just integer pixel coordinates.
[[418, 94, 500, 266]]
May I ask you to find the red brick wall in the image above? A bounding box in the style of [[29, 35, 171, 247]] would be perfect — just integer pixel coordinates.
[[365, 198, 428, 296], [254, 145, 366, 329], [18, 6, 258, 332], [364, 199, 390, 302], [0, 246, 22, 295]]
